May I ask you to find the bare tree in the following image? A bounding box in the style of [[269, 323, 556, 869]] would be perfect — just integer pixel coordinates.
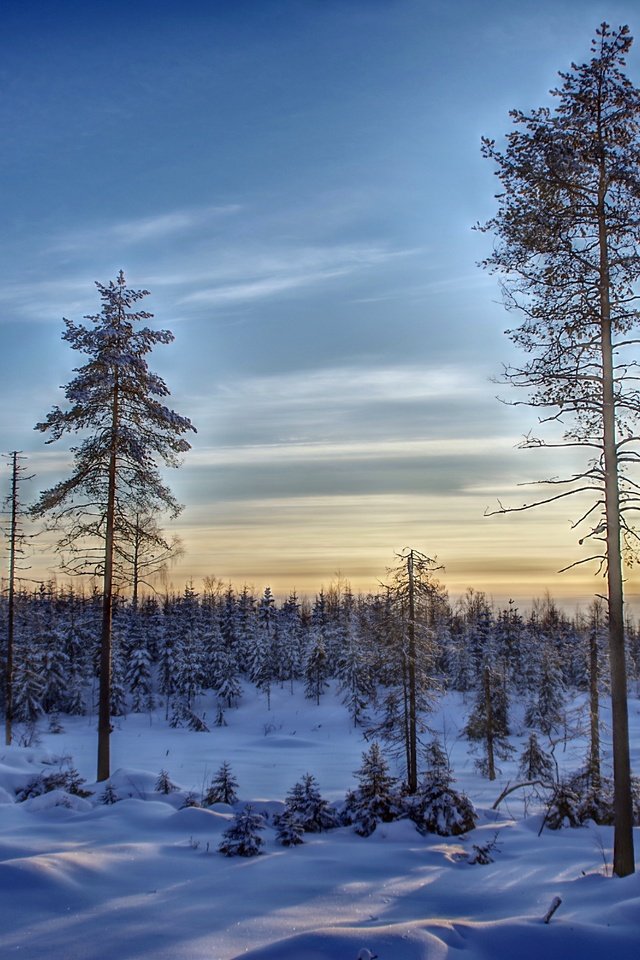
[[372, 549, 446, 793], [2, 452, 34, 745], [479, 23, 638, 875], [32, 272, 195, 780], [116, 510, 184, 607]]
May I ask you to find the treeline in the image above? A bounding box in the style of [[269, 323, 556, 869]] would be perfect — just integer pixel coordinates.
[[3, 574, 639, 739]]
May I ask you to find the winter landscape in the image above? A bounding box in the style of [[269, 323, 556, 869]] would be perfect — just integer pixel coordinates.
[[1, 583, 640, 959], [4, 2, 640, 958]]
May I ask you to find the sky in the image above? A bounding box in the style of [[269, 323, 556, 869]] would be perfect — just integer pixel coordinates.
[[2, 0, 640, 609]]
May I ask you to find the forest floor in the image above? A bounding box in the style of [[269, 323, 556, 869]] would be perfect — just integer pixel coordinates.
[[1, 683, 639, 960]]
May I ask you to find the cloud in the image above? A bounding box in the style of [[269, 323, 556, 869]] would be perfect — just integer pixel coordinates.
[[178, 243, 422, 306], [187, 435, 513, 469], [208, 363, 486, 408], [180, 266, 353, 305], [49, 204, 243, 252]]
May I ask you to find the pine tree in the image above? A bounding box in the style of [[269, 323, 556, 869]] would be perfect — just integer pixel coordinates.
[[479, 21, 639, 875], [218, 805, 265, 857], [406, 741, 477, 837], [518, 733, 555, 783], [304, 627, 330, 705], [32, 272, 194, 782], [275, 809, 305, 847], [335, 609, 373, 727], [342, 742, 400, 837], [464, 665, 512, 781], [204, 761, 239, 806], [155, 769, 177, 794], [275, 773, 338, 833]]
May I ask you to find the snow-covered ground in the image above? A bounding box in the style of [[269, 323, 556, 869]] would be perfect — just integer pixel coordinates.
[[1, 684, 639, 960]]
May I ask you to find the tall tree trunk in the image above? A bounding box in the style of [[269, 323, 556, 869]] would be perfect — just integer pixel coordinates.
[[97, 384, 119, 782], [589, 619, 601, 787], [407, 550, 417, 793], [5, 451, 19, 746], [132, 512, 140, 609], [598, 157, 635, 876], [484, 667, 496, 781]]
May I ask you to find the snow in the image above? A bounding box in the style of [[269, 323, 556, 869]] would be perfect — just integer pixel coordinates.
[[1, 683, 639, 960]]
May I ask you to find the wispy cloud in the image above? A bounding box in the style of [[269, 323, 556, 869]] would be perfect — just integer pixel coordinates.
[[187, 434, 514, 468], [181, 266, 353, 305], [49, 204, 243, 252], [210, 363, 486, 407], [179, 243, 422, 306]]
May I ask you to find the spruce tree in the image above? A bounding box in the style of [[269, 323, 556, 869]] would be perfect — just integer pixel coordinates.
[[342, 742, 400, 836], [218, 805, 265, 857], [204, 761, 239, 806]]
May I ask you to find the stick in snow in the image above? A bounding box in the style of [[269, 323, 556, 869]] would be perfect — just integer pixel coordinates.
[[543, 896, 562, 924]]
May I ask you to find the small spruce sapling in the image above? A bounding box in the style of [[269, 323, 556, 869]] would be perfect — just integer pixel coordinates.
[[204, 761, 239, 806], [275, 773, 338, 833], [342, 742, 401, 837], [518, 732, 555, 782], [406, 739, 477, 836], [156, 769, 178, 794], [218, 805, 265, 857], [275, 810, 306, 847], [468, 831, 501, 865], [99, 783, 120, 805]]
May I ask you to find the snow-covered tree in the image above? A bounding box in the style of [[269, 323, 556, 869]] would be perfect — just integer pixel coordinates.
[[275, 810, 305, 846], [342, 742, 401, 836], [32, 271, 195, 781], [155, 769, 177, 794], [369, 550, 445, 793], [405, 739, 477, 836], [275, 773, 338, 833], [218, 805, 265, 857], [204, 761, 238, 806]]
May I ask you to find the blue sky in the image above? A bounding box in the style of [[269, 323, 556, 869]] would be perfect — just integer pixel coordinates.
[[2, 0, 639, 606]]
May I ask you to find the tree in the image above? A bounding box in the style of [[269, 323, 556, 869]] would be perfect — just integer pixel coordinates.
[[218, 805, 265, 857], [2, 452, 34, 745], [342, 741, 400, 837], [275, 773, 338, 833], [117, 510, 183, 607], [405, 740, 477, 837], [371, 550, 446, 793], [479, 22, 638, 876], [32, 271, 195, 781], [204, 760, 239, 806]]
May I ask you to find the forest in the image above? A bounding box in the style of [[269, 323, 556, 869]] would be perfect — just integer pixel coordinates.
[[4, 565, 639, 809]]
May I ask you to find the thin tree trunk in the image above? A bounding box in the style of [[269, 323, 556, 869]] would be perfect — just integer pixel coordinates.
[[132, 512, 140, 609], [5, 452, 19, 746], [589, 620, 601, 787], [407, 550, 417, 793], [484, 667, 496, 781], [97, 384, 119, 782], [598, 153, 635, 875]]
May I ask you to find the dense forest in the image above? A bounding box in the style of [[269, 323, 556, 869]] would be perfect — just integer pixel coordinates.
[[4, 568, 639, 773]]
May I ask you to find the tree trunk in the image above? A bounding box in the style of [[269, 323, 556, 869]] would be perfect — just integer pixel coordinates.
[[598, 157, 635, 876], [589, 620, 601, 787], [132, 512, 140, 609], [97, 385, 119, 782], [5, 452, 18, 746], [407, 551, 418, 793], [484, 667, 496, 781]]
